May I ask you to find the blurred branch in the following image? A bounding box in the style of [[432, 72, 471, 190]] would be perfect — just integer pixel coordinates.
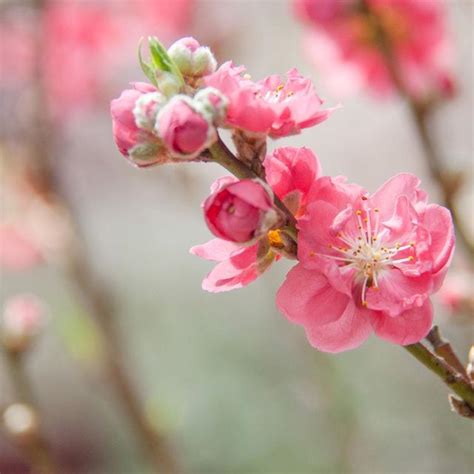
[[1, 350, 59, 474], [360, 0, 474, 258], [20, 2, 181, 472]]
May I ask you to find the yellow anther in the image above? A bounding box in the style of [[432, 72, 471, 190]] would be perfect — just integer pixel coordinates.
[[276, 84, 284, 92], [268, 230, 284, 248], [356, 210, 362, 216], [363, 218, 368, 223]]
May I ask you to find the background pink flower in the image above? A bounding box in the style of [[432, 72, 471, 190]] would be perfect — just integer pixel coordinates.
[[294, 0, 455, 99]]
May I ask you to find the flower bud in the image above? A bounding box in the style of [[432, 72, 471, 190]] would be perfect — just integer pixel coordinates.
[[111, 83, 170, 167], [156, 96, 216, 159], [204, 179, 281, 243], [194, 87, 228, 125], [1, 294, 46, 353], [168, 37, 217, 78], [133, 91, 166, 131]]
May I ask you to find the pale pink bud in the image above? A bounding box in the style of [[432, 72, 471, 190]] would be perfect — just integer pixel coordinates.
[[204, 179, 281, 243], [156, 96, 215, 158], [194, 87, 228, 125], [2, 294, 46, 353], [168, 37, 217, 78], [110, 83, 170, 167]]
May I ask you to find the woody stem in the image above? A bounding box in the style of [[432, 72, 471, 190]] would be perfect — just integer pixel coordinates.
[[403, 341, 474, 408]]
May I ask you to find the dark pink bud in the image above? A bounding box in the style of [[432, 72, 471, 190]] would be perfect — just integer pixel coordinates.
[[204, 179, 281, 243], [156, 97, 215, 158]]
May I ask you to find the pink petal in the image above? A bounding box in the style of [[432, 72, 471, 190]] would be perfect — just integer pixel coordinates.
[[276, 264, 372, 352], [370, 300, 433, 346], [201, 244, 260, 293], [422, 204, 455, 274], [366, 269, 432, 316], [190, 238, 240, 261], [371, 173, 427, 221]]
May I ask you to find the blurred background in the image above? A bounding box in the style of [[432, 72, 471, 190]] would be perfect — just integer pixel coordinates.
[[0, 1, 472, 473]]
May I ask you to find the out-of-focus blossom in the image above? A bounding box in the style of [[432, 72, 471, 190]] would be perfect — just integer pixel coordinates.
[[168, 37, 217, 80], [203, 178, 281, 244], [111, 83, 171, 167], [0, 0, 194, 117], [294, 0, 455, 100], [1, 294, 46, 352], [277, 173, 455, 352], [191, 147, 322, 292], [204, 62, 334, 137], [156, 96, 217, 158], [438, 269, 474, 315], [0, 158, 71, 269]]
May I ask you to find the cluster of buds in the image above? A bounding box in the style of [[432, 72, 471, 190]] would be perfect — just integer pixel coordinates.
[[111, 36, 456, 354], [1, 294, 46, 354], [111, 37, 227, 166]]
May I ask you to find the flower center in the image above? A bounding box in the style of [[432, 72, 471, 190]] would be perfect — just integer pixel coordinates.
[[317, 200, 416, 306]]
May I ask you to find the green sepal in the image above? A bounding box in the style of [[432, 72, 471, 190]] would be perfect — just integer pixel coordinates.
[[138, 36, 184, 89]]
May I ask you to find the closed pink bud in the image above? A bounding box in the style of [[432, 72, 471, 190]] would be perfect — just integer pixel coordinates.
[[110, 83, 169, 167], [204, 179, 281, 243], [2, 294, 46, 353], [156, 97, 215, 158]]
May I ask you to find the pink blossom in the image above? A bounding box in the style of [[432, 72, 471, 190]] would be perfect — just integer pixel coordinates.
[[295, 0, 455, 99], [204, 178, 280, 243], [277, 173, 455, 352], [204, 62, 334, 137], [156, 97, 215, 158], [192, 147, 322, 292], [2, 294, 46, 352], [111, 83, 171, 167]]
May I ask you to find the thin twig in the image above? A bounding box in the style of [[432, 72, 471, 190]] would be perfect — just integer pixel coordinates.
[[425, 326, 469, 381], [1, 350, 59, 474], [403, 342, 474, 408]]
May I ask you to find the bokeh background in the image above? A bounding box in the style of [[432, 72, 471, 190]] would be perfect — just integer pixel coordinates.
[[1, 1, 473, 473]]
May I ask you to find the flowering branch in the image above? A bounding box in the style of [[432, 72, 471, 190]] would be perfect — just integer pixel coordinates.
[[2, 349, 59, 474]]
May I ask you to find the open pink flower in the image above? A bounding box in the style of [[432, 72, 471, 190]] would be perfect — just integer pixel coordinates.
[[204, 178, 280, 244], [295, 0, 455, 99], [277, 173, 454, 352], [111, 83, 171, 167], [191, 147, 322, 292], [204, 62, 334, 137]]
